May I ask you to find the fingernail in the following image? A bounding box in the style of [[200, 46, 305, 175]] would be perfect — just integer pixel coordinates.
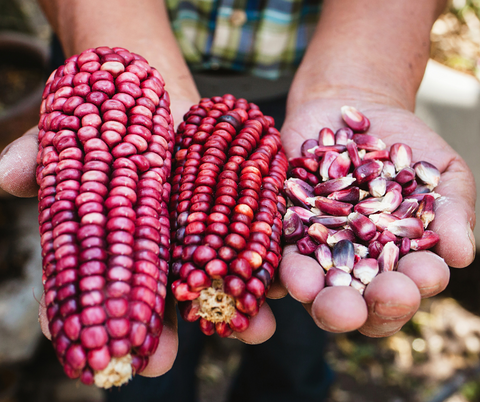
[[0, 143, 12, 162], [418, 284, 442, 298], [316, 317, 342, 333], [372, 302, 413, 320], [467, 226, 476, 256]]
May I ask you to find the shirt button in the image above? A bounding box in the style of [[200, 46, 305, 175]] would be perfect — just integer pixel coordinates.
[[230, 10, 247, 27]]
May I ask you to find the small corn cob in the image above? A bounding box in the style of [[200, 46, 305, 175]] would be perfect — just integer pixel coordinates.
[[282, 106, 441, 295], [169, 95, 288, 337], [37, 47, 174, 387]]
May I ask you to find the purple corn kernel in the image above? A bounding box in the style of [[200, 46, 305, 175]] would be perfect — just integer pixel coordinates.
[[297, 236, 319, 255], [350, 278, 366, 294], [328, 152, 352, 179], [325, 267, 353, 286], [376, 229, 398, 245], [287, 206, 317, 224], [347, 212, 376, 242], [341, 106, 371, 133], [411, 184, 436, 195], [301, 138, 319, 158], [313, 144, 347, 158], [309, 215, 348, 228], [346, 140, 362, 168], [353, 160, 383, 185], [390, 143, 412, 172], [399, 237, 411, 257], [410, 230, 440, 250], [381, 161, 396, 179], [314, 176, 356, 196], [416, 194, 435, 228], [353, 258, 379, 285], [319, 151, 340, 182], [378, 242, 399, 272], [307, 223, 329, 244], [387, 217, 424, 239], [283, 210, 306, 243], [413, 161, 441, 190], [289, 157, 319, 173], [392, 198, 419, 219], [368, 176, 387, 198], [335, 127, 354, 145], [354, 198, 386, 215], [381, 189, 403, 213], [315, 244, 333, 271], [314, 196, 353, 216], [332, 239, 355, 273], [368, 241, 384, 260], [327, 228, 356, 247], [352, 133, 386, 151], [395, 167, 415, 185], [327, 186, 361, 203], [306, 172, 320, 186], [401, 180, 418, 196], [363, 149, 390, 162], [290, 167, 309, 181], [318, 127, 335, 146], [283, 178, 314, 208]]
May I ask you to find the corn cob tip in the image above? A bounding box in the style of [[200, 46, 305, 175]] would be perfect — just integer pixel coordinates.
[[197, 280, 236, 323], [94, 355, 132, 389]]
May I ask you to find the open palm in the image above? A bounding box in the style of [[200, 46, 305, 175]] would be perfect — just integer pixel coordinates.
[[278, 97, 476, 337]]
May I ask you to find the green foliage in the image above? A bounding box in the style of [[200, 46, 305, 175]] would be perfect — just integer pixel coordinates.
[[450, 0, 480, 21], [461, 380, 480, 401]]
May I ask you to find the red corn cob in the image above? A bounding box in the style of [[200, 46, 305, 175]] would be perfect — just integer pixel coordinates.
[[37, 47, 174, 387], [169, 95, 288, 336]]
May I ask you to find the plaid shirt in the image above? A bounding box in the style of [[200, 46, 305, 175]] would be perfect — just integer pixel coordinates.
[[166, 0, 322, 80]]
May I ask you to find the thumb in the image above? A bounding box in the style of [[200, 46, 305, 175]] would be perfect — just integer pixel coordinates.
[[0, 126, 39, 197]]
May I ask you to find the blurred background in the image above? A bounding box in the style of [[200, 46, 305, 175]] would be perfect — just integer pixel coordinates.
[[0, 0, 480, 401]]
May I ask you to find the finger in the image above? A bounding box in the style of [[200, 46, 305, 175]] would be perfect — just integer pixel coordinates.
[[141, 324, 179, 377], [0, 126, 39, 197], [38, 293, 51, 340], [359, 271, 421, 337], [231, 302, 276, 344], [279, 245, 325, 304], [267, 278, 288, 300], [397, 251, 450, 298], [142, 293, 178, 377], [431, 159, 476, 268], [310, 286, 368, 332]]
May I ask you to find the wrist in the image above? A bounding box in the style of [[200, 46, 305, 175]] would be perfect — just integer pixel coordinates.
[[287, 73, 415, 115], [287, 0, 445, 114]]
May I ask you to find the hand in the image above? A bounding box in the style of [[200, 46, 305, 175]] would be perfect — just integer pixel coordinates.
[[277, 96, 476, 337]]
